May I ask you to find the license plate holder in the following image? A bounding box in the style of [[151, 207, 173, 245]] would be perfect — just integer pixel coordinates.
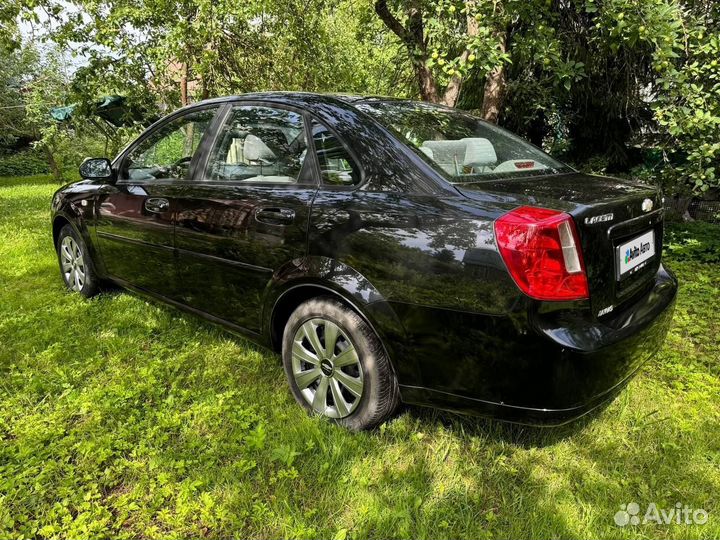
[[616, 230, 656, 280]]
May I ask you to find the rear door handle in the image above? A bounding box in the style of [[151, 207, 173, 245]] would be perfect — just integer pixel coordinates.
[[255, 207, 295, 225], [145, 197, 170, 213]]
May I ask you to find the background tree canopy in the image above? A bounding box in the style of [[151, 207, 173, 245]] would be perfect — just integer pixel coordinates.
[[1, 0, 718, 199]]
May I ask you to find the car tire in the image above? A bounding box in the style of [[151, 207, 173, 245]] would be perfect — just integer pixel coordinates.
[[282, 296, 399, 430], [56, 224, 100, 298]]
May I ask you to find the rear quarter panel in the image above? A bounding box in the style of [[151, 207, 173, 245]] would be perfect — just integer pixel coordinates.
[[306, 189, 526, 389]]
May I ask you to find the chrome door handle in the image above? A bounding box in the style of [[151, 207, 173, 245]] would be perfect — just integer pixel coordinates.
[[145, 197, 170, 213], [255, 207, 295, 225]]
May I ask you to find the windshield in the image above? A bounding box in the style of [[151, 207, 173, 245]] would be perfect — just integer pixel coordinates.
[[357, 101, 573, 183]]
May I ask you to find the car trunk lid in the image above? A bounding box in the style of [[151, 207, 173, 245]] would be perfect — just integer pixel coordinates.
[[457, 173, 664, 318]]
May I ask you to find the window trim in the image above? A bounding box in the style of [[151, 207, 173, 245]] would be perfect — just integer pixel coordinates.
[[114, 103, 223, 185], [196, 101, 320, 188], [304, 114, 366, 191]]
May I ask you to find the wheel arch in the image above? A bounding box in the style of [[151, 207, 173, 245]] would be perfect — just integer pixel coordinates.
[[52, 210, 105, 277], [52, 208, 91, 248], [268, 282, 384, 351], [265, 275, 411, 385], [52, 214, 72, 248]]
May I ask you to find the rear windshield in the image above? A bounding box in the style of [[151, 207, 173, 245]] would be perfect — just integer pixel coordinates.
[[357, 101, 573, 183]]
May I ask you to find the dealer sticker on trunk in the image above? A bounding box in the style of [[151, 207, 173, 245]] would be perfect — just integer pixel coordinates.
[[617, 230, 655, 278]]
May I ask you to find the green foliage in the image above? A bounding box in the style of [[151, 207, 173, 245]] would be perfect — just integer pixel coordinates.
[[46, 0, 401, 103], [1, 176, 719, 539], [424, 0, 513, 82], [0, 41, 133, 180], [0, 150, 49, 176], [664, 221, 720, 264], [391, 0, 705, 177], [2, 0, 716, 193], [0, 43, 39, 145], [0, 0, 405, 180], [654, 21, 720, 195]]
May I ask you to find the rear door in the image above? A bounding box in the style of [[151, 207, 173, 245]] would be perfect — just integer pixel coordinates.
[[96, 106, 220, 295], [172, 103, 318, 333]]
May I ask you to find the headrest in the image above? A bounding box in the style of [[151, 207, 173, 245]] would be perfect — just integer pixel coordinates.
[[420, 140, 467, 174], [227, 129, 248, 139], [461, 138, 497, 168], [244, 134, 276, 162], [419, 146, 434, 160]]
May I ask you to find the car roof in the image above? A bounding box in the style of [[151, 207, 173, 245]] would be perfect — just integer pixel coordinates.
[[184, 91, 410, 111], [177, 92, 451, 195]]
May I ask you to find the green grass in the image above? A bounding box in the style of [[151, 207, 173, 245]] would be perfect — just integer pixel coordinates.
[[1, 175, 719, 539]]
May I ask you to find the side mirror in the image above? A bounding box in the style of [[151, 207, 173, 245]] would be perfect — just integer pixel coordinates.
[[79, 158, 114, 181]]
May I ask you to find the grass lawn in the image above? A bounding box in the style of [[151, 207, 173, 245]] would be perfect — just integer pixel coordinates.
[[1, 174, 719, 539]]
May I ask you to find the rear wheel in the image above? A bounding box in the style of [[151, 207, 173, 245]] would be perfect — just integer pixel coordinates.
[[56, 224, 100, 297], [282, 297, 399, 430]]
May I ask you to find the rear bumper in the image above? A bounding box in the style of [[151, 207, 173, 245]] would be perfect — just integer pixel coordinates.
[[399, 265, 678, 425]]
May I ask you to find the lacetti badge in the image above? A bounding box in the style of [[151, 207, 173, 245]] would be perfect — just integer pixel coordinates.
[[642, 198, 654, 212], [625, 239, 652, 264], [584, 213, 614, 225]]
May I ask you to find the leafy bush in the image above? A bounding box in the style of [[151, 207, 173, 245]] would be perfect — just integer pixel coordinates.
[[0, 150, 49, 177], [655, 29, 720, 196], [665, 221, 720, 264]]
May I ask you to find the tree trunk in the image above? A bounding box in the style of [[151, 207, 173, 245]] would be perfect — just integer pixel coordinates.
[[441, 77, 462, 107], [180, 62, 189, 106], [43, 144, 62, 182], [375, 0, 441, 103], [414, 61, 440, 103], [480, 33, 507, 123]]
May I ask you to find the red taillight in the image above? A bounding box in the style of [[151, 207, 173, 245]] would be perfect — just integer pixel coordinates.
[[494, 206, 589, 301]]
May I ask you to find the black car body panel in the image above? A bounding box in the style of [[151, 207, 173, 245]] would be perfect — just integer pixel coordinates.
[[51, 92, 678, 425]]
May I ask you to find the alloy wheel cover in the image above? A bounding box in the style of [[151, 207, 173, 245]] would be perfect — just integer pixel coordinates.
[[291, 318, 364, 418]]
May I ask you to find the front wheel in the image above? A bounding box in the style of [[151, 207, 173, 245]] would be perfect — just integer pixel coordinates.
[[56, 224, 100, 297], [282, 297, 399, 431]]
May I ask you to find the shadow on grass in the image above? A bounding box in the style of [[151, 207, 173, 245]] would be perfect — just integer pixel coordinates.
[[403, 398, 612, 448]]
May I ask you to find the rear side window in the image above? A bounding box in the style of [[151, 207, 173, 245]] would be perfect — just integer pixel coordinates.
[[206, 106, 309, 184], [311, 120, 362, 186], [357, 101, 573, 183]]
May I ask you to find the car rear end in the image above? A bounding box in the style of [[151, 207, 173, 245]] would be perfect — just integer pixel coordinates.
[[456, 174, 677, 423], [357, 99, 677, 424]]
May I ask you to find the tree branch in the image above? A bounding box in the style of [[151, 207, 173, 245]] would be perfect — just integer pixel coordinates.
[[374, 0, 409, 43]]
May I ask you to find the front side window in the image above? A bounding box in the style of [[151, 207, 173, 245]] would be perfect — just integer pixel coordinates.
[[206, 106, 308, 183], [357, 101, 573, 183], [123, 108, 218, 181], [311, 121, 362, 186]]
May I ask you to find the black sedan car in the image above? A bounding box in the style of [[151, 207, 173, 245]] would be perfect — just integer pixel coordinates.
[[52, 93, 677, 430]]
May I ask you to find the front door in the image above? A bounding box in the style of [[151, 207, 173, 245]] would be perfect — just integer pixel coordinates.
[[171, 104, 318, 334], [95, 106, 219, 295]]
